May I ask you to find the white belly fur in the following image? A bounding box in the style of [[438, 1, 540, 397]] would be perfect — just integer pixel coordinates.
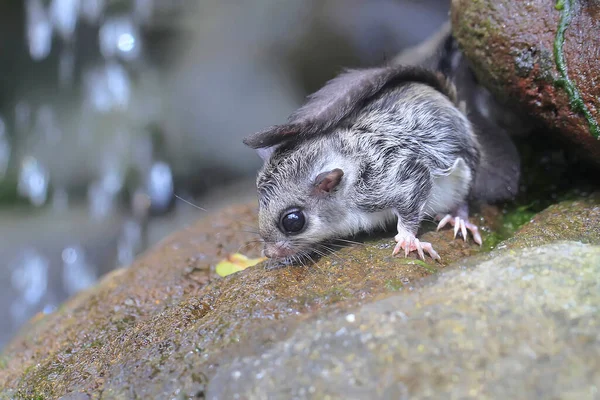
[[424, 157, 472, 216]]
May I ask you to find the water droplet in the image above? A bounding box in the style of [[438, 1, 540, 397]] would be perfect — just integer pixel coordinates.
[[61, 246, 78, 264], [18, 156, 49, 206], [10, 249, 49, 306], [88, 180, 116, 219], [43, 304, 57, 314], [147, 161, 173, 211], [99, 17, 142, 61], [26, 0, 53, 61], [62, 245, 97, 295], [49, 0, 80, 41], [117, 33, 136, 53], [84, 63, 131, 112], [100, 165, 124, 194]]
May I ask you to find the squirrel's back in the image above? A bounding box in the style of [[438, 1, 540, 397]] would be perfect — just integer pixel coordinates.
[[340, 82, 480, 177]]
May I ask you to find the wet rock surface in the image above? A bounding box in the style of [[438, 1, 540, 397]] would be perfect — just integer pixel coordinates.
[[209, 242, 600, 399], [0, 201, 488, 399], [0, 195, 599, 398], [451, 0, 600, 162]]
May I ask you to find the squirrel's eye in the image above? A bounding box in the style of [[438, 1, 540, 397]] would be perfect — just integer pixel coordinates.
[[280, 210, 306, 234]]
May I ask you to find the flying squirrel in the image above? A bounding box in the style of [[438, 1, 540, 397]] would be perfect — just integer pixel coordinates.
[[243, 25, 521, 261]]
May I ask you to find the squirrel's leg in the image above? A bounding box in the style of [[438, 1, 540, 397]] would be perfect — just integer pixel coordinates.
[[435, 203, 482, 245], [389, 158, 440, 261], [393, 219, 440, 261]]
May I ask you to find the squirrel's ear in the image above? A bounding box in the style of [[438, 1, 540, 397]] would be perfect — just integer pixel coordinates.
[[244, 124, 298, 149], [312, 169, 344, 195], [255, 146, 278, 161]]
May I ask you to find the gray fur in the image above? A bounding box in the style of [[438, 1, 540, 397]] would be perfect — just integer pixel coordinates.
[[254, 82, 480, 257], [246, 27, 522, 259], [243, 65, 457, 150], [393, 26, 521, 203]]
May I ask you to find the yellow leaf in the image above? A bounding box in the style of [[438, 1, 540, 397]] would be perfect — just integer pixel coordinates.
[[215, 253, 267, 277]]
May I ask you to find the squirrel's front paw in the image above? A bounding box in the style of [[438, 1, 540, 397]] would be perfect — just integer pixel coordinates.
[[393, 233, 440, 261]]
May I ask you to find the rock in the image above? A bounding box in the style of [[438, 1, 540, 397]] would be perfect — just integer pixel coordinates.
[[208, 242, 600, 399], [1, 194, 598, 398], [0, 201, 491, 398], [451, 0, 600, 163], [502, 192, 600, 250]]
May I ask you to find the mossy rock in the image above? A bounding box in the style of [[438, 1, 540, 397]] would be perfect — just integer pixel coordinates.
[[1, 193, 598, 398], [0, 202, 490, 398], [451, 0, 600, 163]]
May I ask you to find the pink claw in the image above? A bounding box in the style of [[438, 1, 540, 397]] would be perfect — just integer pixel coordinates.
[[436, 215, 453, 231], [468, 223, 483, 245], [393, 233, 441, 261], [421, 242, 440, 261], [414, 238, 425, 260], [453, 217, 460, 239], [436, 213, 483, 246]]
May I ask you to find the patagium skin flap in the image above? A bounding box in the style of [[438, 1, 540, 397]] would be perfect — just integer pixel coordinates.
[[244, 44, 520, 261]]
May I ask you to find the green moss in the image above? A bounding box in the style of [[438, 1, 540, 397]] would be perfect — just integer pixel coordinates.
[[555, 0, 565, 10], [483, 204, 538, 251], [14, 388, 49, 400], [554, 0, 599, 139], [408, 260, 438, 274], [452, 1, 508, 94], [0, 357, 7, 369], [384, 279, 405, 292]]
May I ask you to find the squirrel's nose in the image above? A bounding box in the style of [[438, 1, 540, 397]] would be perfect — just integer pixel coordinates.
[[263, 243, 293, 258], [263, 244, 277, 258]]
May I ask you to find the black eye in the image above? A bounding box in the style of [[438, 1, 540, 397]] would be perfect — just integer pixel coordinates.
[[279, 209, 306, 234]]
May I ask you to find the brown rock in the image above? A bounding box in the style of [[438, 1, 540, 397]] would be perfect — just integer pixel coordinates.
[[451, 0, 600, 162], [0, 201, 490, 398], [1, 192, 599, 397]]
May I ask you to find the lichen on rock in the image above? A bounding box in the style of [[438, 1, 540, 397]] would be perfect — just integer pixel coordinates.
[[451, 0, 600, 162]]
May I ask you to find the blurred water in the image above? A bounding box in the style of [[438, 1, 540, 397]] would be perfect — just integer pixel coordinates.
[[17, 156, 49, 206], [0, 117, 11, 179], [62, 245, 97, 295], [10, 249, 49, 322], [0, 0, 449, 348], [3, 0, 168, 347]]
